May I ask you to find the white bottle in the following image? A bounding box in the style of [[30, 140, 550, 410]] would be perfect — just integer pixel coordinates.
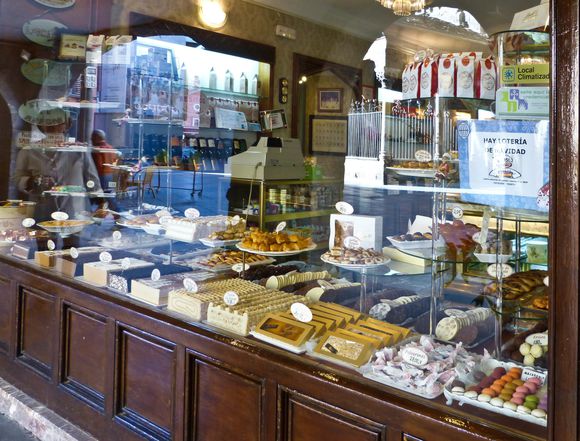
[[209, 67, 217, 89], [250, 74, 258, 95], [239, 73, 248, 94], [224, 70, 233, 91]]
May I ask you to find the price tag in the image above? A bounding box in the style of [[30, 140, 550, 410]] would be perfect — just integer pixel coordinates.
[[414, 149, 432, 162], [521, 367, 548, 386], [99, 251, 112, 263], [183, 278, 198, 293], [159, 216, 172, 226], [232, 263, 250, 273], [47, 240, 56, 251], [343, 236, 361, 249], [184, 208, 200, 219], [290, 302, 313, 323], [151, 268, 161, 281], [231, 215, 241, 226], [526, 333, 549, 346], [155, 210, 171, 218], [70, 247, 79, 259], [51, 211, 69, 221], [544, 276, 549, 287], [451, 206, 464, 219], [335, 201, 354, 215], [86, 180, 95, 189], [121, 257, 131, 270], [22, 218, 35, 228], [112, 231, 122, 241], [444, 308, 468, 318], [275, 222, 286, 233], [487, 263, 514, 278], [401, 347, 429, 366], [223, 291, 239, 306]]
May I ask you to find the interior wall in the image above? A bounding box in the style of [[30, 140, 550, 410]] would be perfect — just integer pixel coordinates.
[[111, 0, 376, 140]]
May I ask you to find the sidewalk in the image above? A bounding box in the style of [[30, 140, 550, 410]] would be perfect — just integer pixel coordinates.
[[0, 412, 39, 441]]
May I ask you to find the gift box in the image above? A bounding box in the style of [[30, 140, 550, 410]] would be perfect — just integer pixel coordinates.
[[438, 56, 455, 98], [476, 57, 497, 100], [329, 214, 383, 251], [456, 55, 476, 98], [420, 57, 438, 99]]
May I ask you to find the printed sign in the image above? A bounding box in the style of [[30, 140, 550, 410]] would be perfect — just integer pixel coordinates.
[[335, 201, 354, 215], [223, 291, 239, 306], [501, 64, 549, 85], [47, 240, 56, 251], [343, 236, 361, 249], [183, 278, 198, 293], [232, 263, 250, 273], [487, 263, 514, 278], [112, 231, 122, 241], [121, 258, 131, 270], [70, 247, 79, 259], [275, 222, 286, 233], [414, 149, 432, 162], [496, 87, 549, 120], [458, 120, 549, 212], [22, 218, 36, 228], [185, 208, 200, 219], [451, 206, 463, 219], [526, 333, 549, 346], [401, 347, 429, 366], [151, 268, 161, 281], [291, 302, 313, 323], [99, 252, 112, 263], [51, 211, 69, 221], [521, 367, 547, 386]]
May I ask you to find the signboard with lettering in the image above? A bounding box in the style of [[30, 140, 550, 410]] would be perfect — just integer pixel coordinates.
[[458, 120, 549, 212], [500, 64, 549, 85]]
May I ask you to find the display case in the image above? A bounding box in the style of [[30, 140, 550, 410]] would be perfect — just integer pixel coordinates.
[[0, 1, 574, 441]]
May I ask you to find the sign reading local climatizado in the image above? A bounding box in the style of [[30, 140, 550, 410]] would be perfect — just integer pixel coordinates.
[[496, 87, 549, 120], [458, 120, 549, 212]]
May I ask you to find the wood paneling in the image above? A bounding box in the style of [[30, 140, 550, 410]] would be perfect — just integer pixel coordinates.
[[61, 304, 107, 411], [115, 326, 175, 441], [189, 355, 264, 441], [280, 388, 385, 441], [0, 276, 12, 353], [16, 287, 56, 379]]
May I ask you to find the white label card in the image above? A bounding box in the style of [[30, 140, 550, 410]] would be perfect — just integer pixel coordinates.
[[521, 367, 547, 386], [335, 201, 354, 215], [47, 240, 56, 251], [86, 180, 95, 189], [451, 206, 464, 219], [343, 236, 361, 249], [184, 208, 200, 219], [70, 247, 79, 259], [291, 302, 313, 323], [526, 333, 549, 346], [223, 291, 239, 306], [401, 347, 429, 366], [275, 222, 286, 233], [113, 231, 122, 241], [231, 215, 241, 226], [99, 252, 112, 263], [51, 211, 69, 221], [151, 268, 161, 281], [121, 257, 131, 270], [487, 263, 514, 278], [232, 263, 250, 273], [22, 218, 36, 228], [414, 149, 432, 162], [183, 278, 198, 293]]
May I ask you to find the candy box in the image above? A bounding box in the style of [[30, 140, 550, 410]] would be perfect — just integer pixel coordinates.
[[476, 58, 497, 100], [329, 214, 383, 251], [420, 57, 438, 98], [402, 63, 420, 100], [456, 56, 476, 98], [438, 56, 455, 97]]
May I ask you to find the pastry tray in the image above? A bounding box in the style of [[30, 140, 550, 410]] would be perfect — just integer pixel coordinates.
[[200, 237, 242, 248], [473, 253, 513, 264], [250, 330, 308, 354], [237, 243, 317, 257], [187, 257, 275, 273], [320, 254, 390, 270], [387, 236, 445, 250], [360, 364, 443, 399], [444, 359, 547, 427]]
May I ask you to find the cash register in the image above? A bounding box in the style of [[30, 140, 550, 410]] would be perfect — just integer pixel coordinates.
[[227, 137, 305, 180]]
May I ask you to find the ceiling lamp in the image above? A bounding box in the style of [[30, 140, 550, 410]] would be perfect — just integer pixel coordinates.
[[376, 0, 430, 16], [199, 0, 228, 29]]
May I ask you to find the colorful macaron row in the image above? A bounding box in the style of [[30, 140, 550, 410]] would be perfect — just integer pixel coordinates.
[[450, 366, 547, 420]]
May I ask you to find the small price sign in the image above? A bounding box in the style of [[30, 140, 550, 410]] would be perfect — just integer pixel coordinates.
[[231, 215, 241, 226], [526, 333, 549, 346], [151, 268, 161, 281], [70, 247, 79, 259], [86, 180, 95, 189], [335, 201, 354, 215], [22, 218, 35, 228], [343, 236, 361, 249], [51, 211, 69, 221], [487, 263, 514, 278], [232, 263, 250, 273], [414, 149, 432, 162], [275, 222, 286, 233], [290, 302, 313, 323], [121, 258, 131, 270], [183, 278, 198, 293], [223, 291, 239, 306], [113, 231, 122, 241], [451, 206, 464, 219], [544, 276, 549, 287], [401, 347, 428, 366], [185, 208, 200, 219], [99, 252, 112, 263], [47, 240, 56, 251]]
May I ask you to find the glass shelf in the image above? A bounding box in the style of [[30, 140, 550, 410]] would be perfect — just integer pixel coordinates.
[[200, 87, 259, 99]]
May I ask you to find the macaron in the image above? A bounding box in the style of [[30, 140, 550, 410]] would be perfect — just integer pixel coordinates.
[[512, 379, 525, 386], [504, 382, 517, 391], [532, 409, 547, 419], [524, 383, 538, 394], [501, 374, 513, 382], [492, 367, 507, 377], [517, 405, 532, 415], [491, 384, 503, 394], [509, 368, 523, 378], [473, 371, 486, 381], [513, 392, 527, 399], [478, 394, 492, 403], [493, 379, 507, 387], [451, 380, 466, 389], [528, 377, 542, 386], [499, 393, 513, 401], [516, 386, 531, 394], [510, 397, 524, 405], [524, 401, 537, 410], [464, 391, 478, 399], [525, 395, 540, 404], [482, 388, 497, 397], [503, 402, 517, 411], [490, 397, 504, 407], [451, 386, 465, 395]]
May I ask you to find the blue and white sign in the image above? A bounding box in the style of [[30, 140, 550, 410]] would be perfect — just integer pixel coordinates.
[[458, 120, 549, 212], [496, 87, 549, 120]]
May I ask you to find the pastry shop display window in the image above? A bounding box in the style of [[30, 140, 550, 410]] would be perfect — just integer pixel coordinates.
[[0, 0, 554, 439]]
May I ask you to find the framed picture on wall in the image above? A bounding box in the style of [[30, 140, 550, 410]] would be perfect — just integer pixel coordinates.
[[362, 84, 375, 100], [310, 115, 348, 154], [317, 88, 343, 113]]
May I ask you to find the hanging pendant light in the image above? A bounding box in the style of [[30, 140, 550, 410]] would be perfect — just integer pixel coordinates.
[[377, 0, 429, 16]]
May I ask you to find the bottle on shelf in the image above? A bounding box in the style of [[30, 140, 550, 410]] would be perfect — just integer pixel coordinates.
[[239, 73, 248, 94], [209, 67, 217, 89], [251, 74, 258, 95], [224, 70, 233, 91]]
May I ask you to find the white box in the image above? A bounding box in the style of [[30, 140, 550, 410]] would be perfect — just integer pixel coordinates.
[[329, 214, 383, 251]]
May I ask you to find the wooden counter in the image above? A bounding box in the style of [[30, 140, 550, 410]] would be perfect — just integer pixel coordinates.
[[0, 255, 546, 441]]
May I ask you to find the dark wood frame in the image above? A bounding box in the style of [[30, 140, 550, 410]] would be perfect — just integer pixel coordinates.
[[316, 87, 343, 113]]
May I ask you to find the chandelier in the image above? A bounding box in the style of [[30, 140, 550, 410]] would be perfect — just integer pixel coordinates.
[[376, 0, 430, 16]]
